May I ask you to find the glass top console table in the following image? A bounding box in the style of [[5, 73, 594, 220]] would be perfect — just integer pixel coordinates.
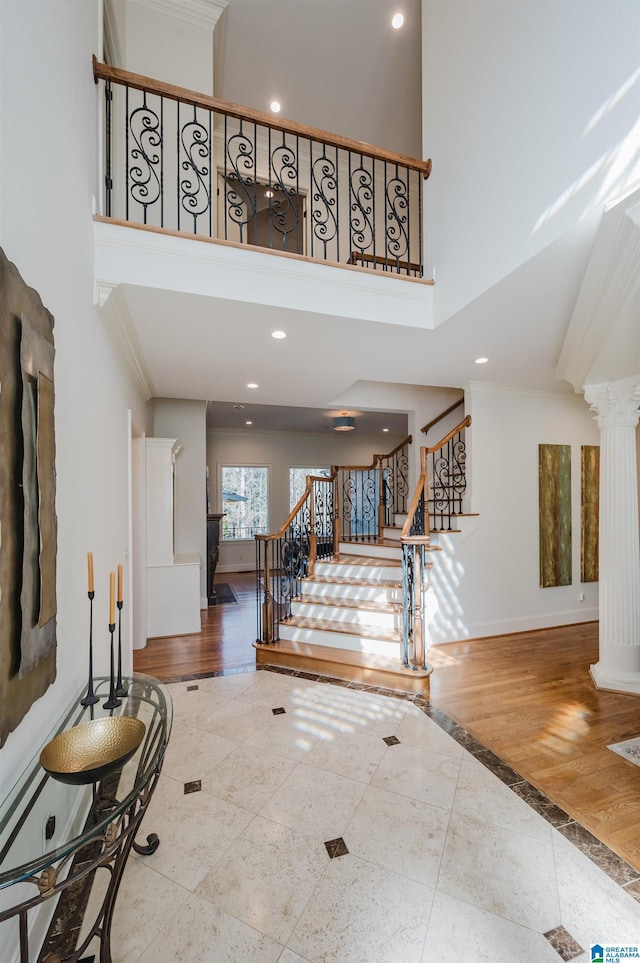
[[0, 674, 172, 963]]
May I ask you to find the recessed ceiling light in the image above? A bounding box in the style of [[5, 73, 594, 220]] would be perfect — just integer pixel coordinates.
[[270, 100, 281, 113], [382, 427, 389, 432], [245, 420, 253, 425], [391, 12, 404, 29], [475, 357, 489, 365], [271, 330, 286, 339], [265, 189, 274, 198], [247, 382, 258, 389]]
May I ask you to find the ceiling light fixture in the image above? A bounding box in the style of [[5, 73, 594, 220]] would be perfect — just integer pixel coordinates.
[[475, 357, 489, 365], [391, 12, 404, 29], [270, 100, 281, 113], [382, 427, 389, 432], [233, 404, 245, 409], [245, 420, 253, 425], [271, 330, 286, 339], [265, 190, 274, 198], [333, 412, 356, 432], [247, 382, 258, 389]]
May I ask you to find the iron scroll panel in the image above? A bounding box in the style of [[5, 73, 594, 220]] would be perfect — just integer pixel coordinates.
[[101, 74, 425, 276]]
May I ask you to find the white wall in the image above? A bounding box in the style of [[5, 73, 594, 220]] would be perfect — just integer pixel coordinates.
[[0, 1, 148, 794], [428, 385, 600, 645], [207, 428, 406, 571], [151, 398, 207, 602], [123, 0, 214, 92], [422, 0, 640, 325]]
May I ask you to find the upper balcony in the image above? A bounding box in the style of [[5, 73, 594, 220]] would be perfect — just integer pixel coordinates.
[[92, 58, 434, 332]]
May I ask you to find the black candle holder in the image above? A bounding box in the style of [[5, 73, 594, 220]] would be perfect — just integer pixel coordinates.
[[104, 622, 122, 710], [115, 599, 128, 697], [81, 591, 99, 707]]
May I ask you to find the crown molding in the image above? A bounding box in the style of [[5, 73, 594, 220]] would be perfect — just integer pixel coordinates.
[[135, 0, 228, 31], [464, 381, 586, 407], [556, 190, 640, 390], [96, 283, 156, 401]]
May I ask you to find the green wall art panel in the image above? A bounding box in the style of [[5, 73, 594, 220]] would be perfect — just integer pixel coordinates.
[[539, 444, 572, 588], [581, 445, 599, 583]]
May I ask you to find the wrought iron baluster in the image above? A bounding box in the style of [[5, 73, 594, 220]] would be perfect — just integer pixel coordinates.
[[160, 95, 164, 227], [128, 89, 162, 224], [224, 114, 228, 240], [176, 100, 180, 232], [386, 161, 409, 272], [271, 131, 299, 252], [179, 102, 211, 235], [125, 85, 129, 222], [310, 141, 338, 262], [418, 170, 423, 277], [405, 164, 410, 274], [105, 80, 113, 217], [350, 151, 374, 264], [208, 109, 212, 237]]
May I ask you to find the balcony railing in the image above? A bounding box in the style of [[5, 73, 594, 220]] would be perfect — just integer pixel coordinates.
[[93, 58, 432, 278]]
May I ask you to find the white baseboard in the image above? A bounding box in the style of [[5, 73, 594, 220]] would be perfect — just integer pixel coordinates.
[[430, 607, 598, 646], [216, 563, 254, 574]]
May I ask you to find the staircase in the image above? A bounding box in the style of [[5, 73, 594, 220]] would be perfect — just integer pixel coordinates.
[[254, 520, 436, 692], [254, 418, 470, 693]]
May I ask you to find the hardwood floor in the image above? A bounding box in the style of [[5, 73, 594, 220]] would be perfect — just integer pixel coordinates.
[[134, 574, 640, 871]]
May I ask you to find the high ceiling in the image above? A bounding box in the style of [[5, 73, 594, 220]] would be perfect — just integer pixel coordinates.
[[103, 0, 632, 430]]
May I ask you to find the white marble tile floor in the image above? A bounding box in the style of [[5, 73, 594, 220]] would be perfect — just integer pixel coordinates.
[[91, 669, 640, 963]]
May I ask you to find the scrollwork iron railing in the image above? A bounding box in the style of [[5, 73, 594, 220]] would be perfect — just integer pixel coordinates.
[[333, 436, 411, 544], [427, 415, 471, 532], [400, 416, 471, 670], [256, 475, 334, 644], [93, 58, 431, 276]]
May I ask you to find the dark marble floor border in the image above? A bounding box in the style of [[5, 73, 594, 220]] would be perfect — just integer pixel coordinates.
[[161, 660, 640, 898]]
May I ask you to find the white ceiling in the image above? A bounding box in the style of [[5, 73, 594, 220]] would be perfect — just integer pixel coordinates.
[[206, 400, 408, 434]]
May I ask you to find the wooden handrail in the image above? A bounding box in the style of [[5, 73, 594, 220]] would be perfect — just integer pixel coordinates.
[[425, 415, 471, 454], [331, 435, 412, 472], [401, 473, 428, 541], [421, 398, 464, 435], [255, 474, 335, 543], [93, 57, 432, 178]]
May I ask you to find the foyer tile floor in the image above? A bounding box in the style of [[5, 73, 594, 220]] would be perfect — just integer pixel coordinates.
[[92, 669, 640, 963]]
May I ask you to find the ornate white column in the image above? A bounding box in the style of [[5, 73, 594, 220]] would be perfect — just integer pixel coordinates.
[[584, 378, 640, 693]]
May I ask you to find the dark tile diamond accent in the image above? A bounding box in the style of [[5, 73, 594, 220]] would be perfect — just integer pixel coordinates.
[[383, 735, 400, 746], [325, 837, 349, 859], [184, 780, 202, 794], [187, 684, 199, 691], [543, 925, 583, 961], [272, 707, 286, 715]]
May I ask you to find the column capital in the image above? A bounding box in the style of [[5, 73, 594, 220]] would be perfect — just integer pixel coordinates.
[[584, 378, 640, 429]]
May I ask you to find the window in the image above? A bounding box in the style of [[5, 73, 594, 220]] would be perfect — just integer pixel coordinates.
[[289, 467, 331, 510], [220, 466, 269, 539]]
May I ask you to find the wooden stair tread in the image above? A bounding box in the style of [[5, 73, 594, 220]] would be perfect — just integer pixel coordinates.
[[282, 615, 401, 643], [331, 553, 402, 568], [296, 595, 401, 613], [305, 574, 403, 588], [253, 639, 432, 689]]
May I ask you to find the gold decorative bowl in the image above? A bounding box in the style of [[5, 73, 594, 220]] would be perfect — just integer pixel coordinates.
[[40, 717, 146, 785]]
